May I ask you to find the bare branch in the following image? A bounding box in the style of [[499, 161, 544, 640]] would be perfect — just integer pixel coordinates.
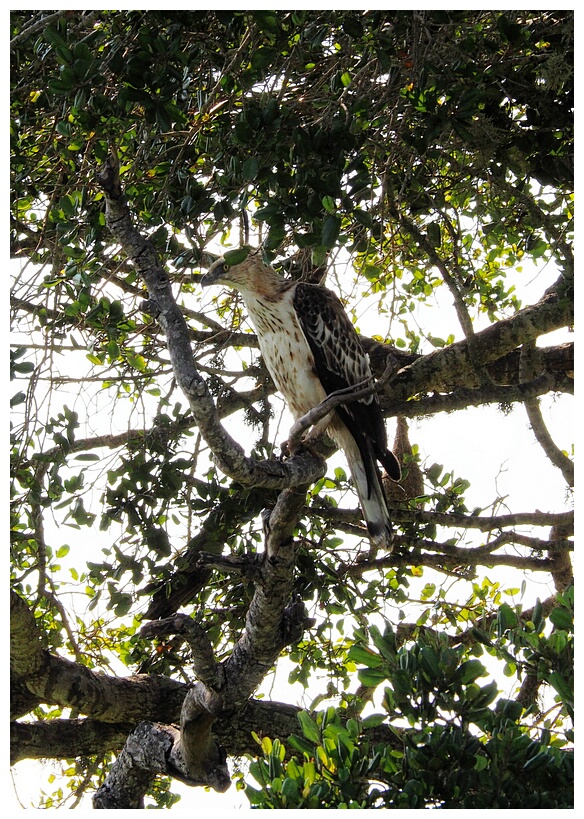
[[141, 614, 222, 690], [524, 398, 574, 486], [10, 590, 185, 723], [383, 373, 572, 418], [312, 502, 573, 533], [386, 290, 573, 401], [519, 343, 574, 486], [219, 486, 312, 710]]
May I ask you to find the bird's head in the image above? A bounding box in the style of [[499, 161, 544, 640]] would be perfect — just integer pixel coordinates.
[[201, 247, 284, 296]]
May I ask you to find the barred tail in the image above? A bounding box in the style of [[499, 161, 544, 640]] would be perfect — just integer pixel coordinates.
[[333, 426, 393, 551]]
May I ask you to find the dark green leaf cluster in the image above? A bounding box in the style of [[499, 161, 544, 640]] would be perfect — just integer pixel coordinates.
[[246, 603, 573, 808]]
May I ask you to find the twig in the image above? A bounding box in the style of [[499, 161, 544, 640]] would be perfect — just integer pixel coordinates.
[[140, 614, 222, 690], [287, 360, 395, 452]]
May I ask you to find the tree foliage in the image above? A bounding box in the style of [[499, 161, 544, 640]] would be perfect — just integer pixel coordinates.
[[10, 10, 573, 809]]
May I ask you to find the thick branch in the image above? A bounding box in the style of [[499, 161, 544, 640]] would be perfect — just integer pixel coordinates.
[[135, 487, 312, 794], [220, 487, 311, 709], [348, 549, 559, 576], [382, 372, 572, 418], [312, 502, 573, 533], [11, 696, 403, 767], [11, 718, 134, 765], [10, 590, 185, 722], [93, 722, 177, 808], [144, 486, 312, 710], [381, 292, 573, 402]]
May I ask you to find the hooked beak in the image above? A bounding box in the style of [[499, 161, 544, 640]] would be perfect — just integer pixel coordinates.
[[200, 260, 227, 287]]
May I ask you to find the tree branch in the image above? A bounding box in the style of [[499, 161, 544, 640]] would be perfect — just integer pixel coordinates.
[[519, 342, 574, 486], [312, 502, 573, 533], [140, 614, 222, 690], [382, 372, 572, 418], [222, 487, 312, 710], [384, 291, 573, 401], [11, 718, 134, 765], [134, 487, 313, 794], [524, 397, 574, 486], [10, 589, 185, 723]]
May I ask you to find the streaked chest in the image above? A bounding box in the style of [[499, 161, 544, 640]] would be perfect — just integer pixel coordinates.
[[244, 289, 327, 418]]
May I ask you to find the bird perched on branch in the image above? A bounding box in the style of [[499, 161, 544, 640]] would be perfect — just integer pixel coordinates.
[[201, 248, 401, 550]]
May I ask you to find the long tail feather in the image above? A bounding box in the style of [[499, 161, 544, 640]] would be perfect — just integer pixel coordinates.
[[333, 426, 393, 551]]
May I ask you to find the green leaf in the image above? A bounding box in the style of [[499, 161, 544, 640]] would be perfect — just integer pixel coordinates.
[[471, 627, 493, 646], [473, 680, 499, 708], [10, 392, 26, 407], [12, 361, 35, 375], [310, 246, 328, 267], [497, 602, 518, 635], [474, 754, 489, 772], [357, 668, 387, 687], [353, 209, 374, 228], [457, 659, 487, 684], [321, 195, 336, 213], [297, 711, 320, 744], [347, 645, 384, 667], [113, 593, 133, 617], [321, 214, 341, 249], [529, 237, 548, 259], [288, 734, 315, 757], [233, 121, 254, 144], [265, 224, 286, 249], [419, 646, 441, 679], [223, 247, 251, 266], [252, 10, 280, 35], [361, 713, 386, 729], [342, 18, 364, 38], [43, 25, 69, 50], [549, 606, 573, 631], [496, 698, 523, 721], [369, 624, 397, 661], [426, 463, 443, 483], [48, 78, 75, 95], [242, 157, 259, 180], [548, 671, 573, 705]]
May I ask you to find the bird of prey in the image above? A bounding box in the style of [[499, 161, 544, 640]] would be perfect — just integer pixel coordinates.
[[201, 249, 401, 550]]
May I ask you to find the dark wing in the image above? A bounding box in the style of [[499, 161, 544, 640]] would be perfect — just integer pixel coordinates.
[[293, 283, 401, 482]]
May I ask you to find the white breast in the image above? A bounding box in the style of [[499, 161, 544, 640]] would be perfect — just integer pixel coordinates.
[[243, 289, 327, 419]]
